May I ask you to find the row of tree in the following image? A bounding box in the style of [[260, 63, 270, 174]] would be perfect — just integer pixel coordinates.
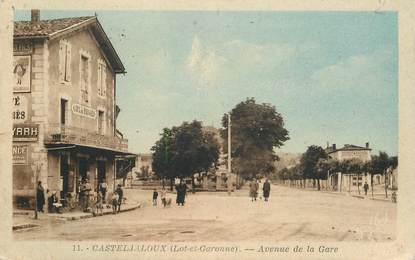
[[276, 145, 398, 197], [151, 98, 291, 191]]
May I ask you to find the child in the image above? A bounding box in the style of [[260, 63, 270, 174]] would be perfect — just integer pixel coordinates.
[[111, 191, 119, 214], [94, 191, 103, 216], [152, 189, 158, 206], [160, 188, 167, 207]]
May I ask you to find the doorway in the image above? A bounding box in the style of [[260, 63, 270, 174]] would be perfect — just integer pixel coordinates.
[[60, 154, 69, 199], [97, 160, 106, 189]]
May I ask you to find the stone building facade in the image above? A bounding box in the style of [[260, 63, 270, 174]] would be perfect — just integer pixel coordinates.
[[13, 11, 134, 208]]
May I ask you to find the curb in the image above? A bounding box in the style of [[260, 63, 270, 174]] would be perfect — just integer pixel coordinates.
[[13, 223, 39, 231], [55, 203, 142, 221], [13, 203, 141, 230]]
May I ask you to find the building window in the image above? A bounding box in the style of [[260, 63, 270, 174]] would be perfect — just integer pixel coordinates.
[[79, 52, 91, 104], [59, 39, 71, 83], [98, 110, 105, 135], [60, 98, 68, 125], [97, 59, 107, 98]]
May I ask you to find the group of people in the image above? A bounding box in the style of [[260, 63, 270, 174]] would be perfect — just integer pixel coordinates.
[[36, 181, 63, 214], [151, 180, 188, 208], [35, 179, 124, 215], [249, 178, 271, 202]]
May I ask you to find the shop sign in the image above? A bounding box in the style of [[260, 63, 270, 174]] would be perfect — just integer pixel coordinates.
[[13, 41, 33, 54], [12, 145, 29, 165], [12, 94, 28, 123], [13, 124, 39, 142], [13, 55, 31, 93], [72, 103, 96, 119]]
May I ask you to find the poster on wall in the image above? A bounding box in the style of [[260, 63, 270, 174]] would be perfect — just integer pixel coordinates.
[[12, 94, 29, 123], [12, 145, 29, 165], [13, 55, 31, 93]]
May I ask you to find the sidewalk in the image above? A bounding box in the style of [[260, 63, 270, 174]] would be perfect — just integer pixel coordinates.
[[13, 201, 141, 231]]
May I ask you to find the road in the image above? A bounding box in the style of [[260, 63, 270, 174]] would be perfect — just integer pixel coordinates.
[[13, 184, 396, 242]]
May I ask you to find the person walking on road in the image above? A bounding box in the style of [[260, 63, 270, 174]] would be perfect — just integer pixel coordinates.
[[161, 187, 167, 207], [363, 182, 369, 195], [176, 180, 187, 206], [36, 181, 45, 213], [115, 184, 123, 212], [263, 178, 271, 202], [152, 189, 159, 206], [249, 178, 258, 202]]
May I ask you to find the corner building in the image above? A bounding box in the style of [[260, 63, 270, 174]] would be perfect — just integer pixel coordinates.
[[13, 11, 133, 208]]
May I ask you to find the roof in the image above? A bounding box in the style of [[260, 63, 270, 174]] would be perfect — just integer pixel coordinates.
[[14, 16, 125, 73], [327, 144, 371, 154]]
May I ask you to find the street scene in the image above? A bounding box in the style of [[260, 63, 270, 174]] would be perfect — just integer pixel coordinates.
[[14, 184, 396, 242], [11, 9, 398, 244]]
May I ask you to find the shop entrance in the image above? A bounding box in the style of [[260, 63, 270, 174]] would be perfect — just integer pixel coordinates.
[[60, 154, 69, 199], [78, 157, 88, 181]]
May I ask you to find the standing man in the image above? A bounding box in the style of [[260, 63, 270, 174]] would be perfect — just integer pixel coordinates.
[[99, 179, 108, 203], [115, 184, 123, 212], [363, 181, 369, 196], [249, 178, 257, 202], [36, 181, 45, 213], [263, 178, 271, 202]]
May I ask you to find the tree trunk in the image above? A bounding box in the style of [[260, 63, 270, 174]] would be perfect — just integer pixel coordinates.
[[357, 173, 360, 195], [162, 178, 165, 189], [339, 173, 342, 193], [170, 178, 174, 191], [317, 179, 321, 190], [348, 175, 351, 193]]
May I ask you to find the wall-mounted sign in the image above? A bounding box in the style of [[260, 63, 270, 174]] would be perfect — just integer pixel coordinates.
[[12, 94, 28, 123], [13, 55, 31, 93], [12, 145, 29, 165], [13, 41, 33, 54], [13, 124, 39, 142], [72, 103, 96, 119]]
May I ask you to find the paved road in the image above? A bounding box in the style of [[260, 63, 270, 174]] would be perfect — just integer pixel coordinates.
[[14, 184, 396, 242]]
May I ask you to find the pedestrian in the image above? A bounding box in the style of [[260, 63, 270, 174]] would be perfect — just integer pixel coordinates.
[[160, 187, 167, 207], [115, 184, 123, 212], [363, 181, 369, 195], [98, 179, 108, 202], [249, 178, 257, 202], [176, 180, 187, 206], [111, 191, 119, 214], [82, 179, 92, 212], [36, 181, 45, 213], [263, 178, 271, 202], [153, 189, 158, 206]]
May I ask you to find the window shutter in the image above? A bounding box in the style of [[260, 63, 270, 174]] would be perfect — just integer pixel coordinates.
[[97, 63, 102, 96], [59, 41, 64, 82], [66, 43, 72, 82], [102, 65, 107, 96]]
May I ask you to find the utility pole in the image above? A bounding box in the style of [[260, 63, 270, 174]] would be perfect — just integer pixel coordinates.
[[34, 162, 41, 219], [227, 113, 232, 196]]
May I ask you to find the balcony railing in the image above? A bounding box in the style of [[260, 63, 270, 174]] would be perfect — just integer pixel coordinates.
[[45, 124, 128, 152]]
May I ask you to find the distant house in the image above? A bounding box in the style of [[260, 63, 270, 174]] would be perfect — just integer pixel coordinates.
[[325, 143, 373, 192]]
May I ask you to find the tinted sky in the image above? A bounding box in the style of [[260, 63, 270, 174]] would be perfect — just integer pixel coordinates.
[[15, 11, 398, 155]]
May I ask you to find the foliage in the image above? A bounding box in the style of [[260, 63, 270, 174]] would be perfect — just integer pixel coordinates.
[[151, 121, 221, 184], [300, 145, 327, 180], [221, 98, 289, 179]]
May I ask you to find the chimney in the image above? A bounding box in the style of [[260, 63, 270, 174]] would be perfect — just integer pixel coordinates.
[[332, 144, 336, 150], [31, 9, 40, 22], [366, 142, 369, 148]]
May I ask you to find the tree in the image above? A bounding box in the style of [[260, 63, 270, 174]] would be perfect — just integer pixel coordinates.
[[151, 121, 220, 192], [221, 98, 289, 180], [369, 152, 390, 198], [300, 145, 327, 190], [151, 128, 175, 190]]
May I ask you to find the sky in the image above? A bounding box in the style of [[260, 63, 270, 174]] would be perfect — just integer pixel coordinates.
[[15, 11, 398, 155]]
